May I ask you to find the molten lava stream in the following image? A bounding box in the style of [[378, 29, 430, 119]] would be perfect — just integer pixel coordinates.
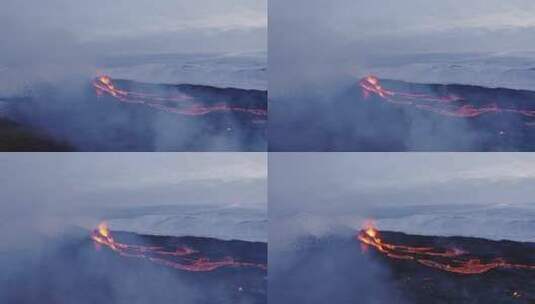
[[91, 222, 266, 272], [93, 76, 267, 118], [359, 75, 535, 119], [357, 223, 535, 275]]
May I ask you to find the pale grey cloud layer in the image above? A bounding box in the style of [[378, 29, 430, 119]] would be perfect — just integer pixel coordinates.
[[298, 0, 535, 36], [0, 153, 266, 249], [1, 0, 266, 58], [0, 153, 267, 215], [271, 0, 535, 48], [270, 153, 535, 216], [270, 0, 535, 93]]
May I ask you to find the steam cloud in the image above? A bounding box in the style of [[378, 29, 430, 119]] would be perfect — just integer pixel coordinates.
[[0, 0, 267, 151], [269, 0, 535, 151], [0, 153, 267, 303]]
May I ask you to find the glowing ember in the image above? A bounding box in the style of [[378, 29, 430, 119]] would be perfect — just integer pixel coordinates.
[[97, 222, 109, 237], [357, 222, 535, 275], [91, 222, 266, 272], [92, 75, 267, 118], [359, 75, 535, 119]]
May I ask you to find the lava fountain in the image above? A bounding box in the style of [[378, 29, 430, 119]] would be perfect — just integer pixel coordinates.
[[91, 222, 266, 272]]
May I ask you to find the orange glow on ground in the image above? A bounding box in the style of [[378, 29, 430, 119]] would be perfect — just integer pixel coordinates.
[[357, 222, 535, 275], [91, 222, 266, 272]]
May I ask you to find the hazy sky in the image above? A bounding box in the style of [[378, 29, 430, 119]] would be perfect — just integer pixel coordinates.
[[271, 0, 535, 50], [1, 0, 266, 57], [270, 153, 535, 216], [0, 153, 267, 216], [299, 0, 535, 37], [270, 0, 535, 91]]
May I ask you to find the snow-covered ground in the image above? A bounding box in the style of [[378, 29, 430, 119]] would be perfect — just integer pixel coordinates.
[[273, 203, 535, 247], [362, 52, 535, 91], [106, 205, 267, 243], [100, 51, 267, 90], [0, 52, 266, 98], [375, 203, 535, 243]]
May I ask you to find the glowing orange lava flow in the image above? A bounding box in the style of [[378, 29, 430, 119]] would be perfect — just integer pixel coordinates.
[[357, 223, 535, 275], [359, 75, 535, 118], [91, 222, 266, 272], [93, 76, 267, 118]]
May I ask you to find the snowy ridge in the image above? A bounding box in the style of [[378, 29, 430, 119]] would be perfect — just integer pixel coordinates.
[[107, 205, 267, 243], [100, 52, 267, 90], [375, 204, 535, 243], [363, 52, 535, 91], [274, 204, 535, 247]]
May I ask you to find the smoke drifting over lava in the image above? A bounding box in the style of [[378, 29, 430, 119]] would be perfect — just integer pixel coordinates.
[[93, 76, 267, 118], [270, 75, 535, 151], [269, 0, 535, 152], [0, 2, 267, 152], [0, 226, 267, 304], [91, 222, 267, 272], [359, 75, 535, 120], [1, 75, 267, 151], [0, 153, 267, 303], [358, 222, 535, 275], [355, 225, 535, 303]]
